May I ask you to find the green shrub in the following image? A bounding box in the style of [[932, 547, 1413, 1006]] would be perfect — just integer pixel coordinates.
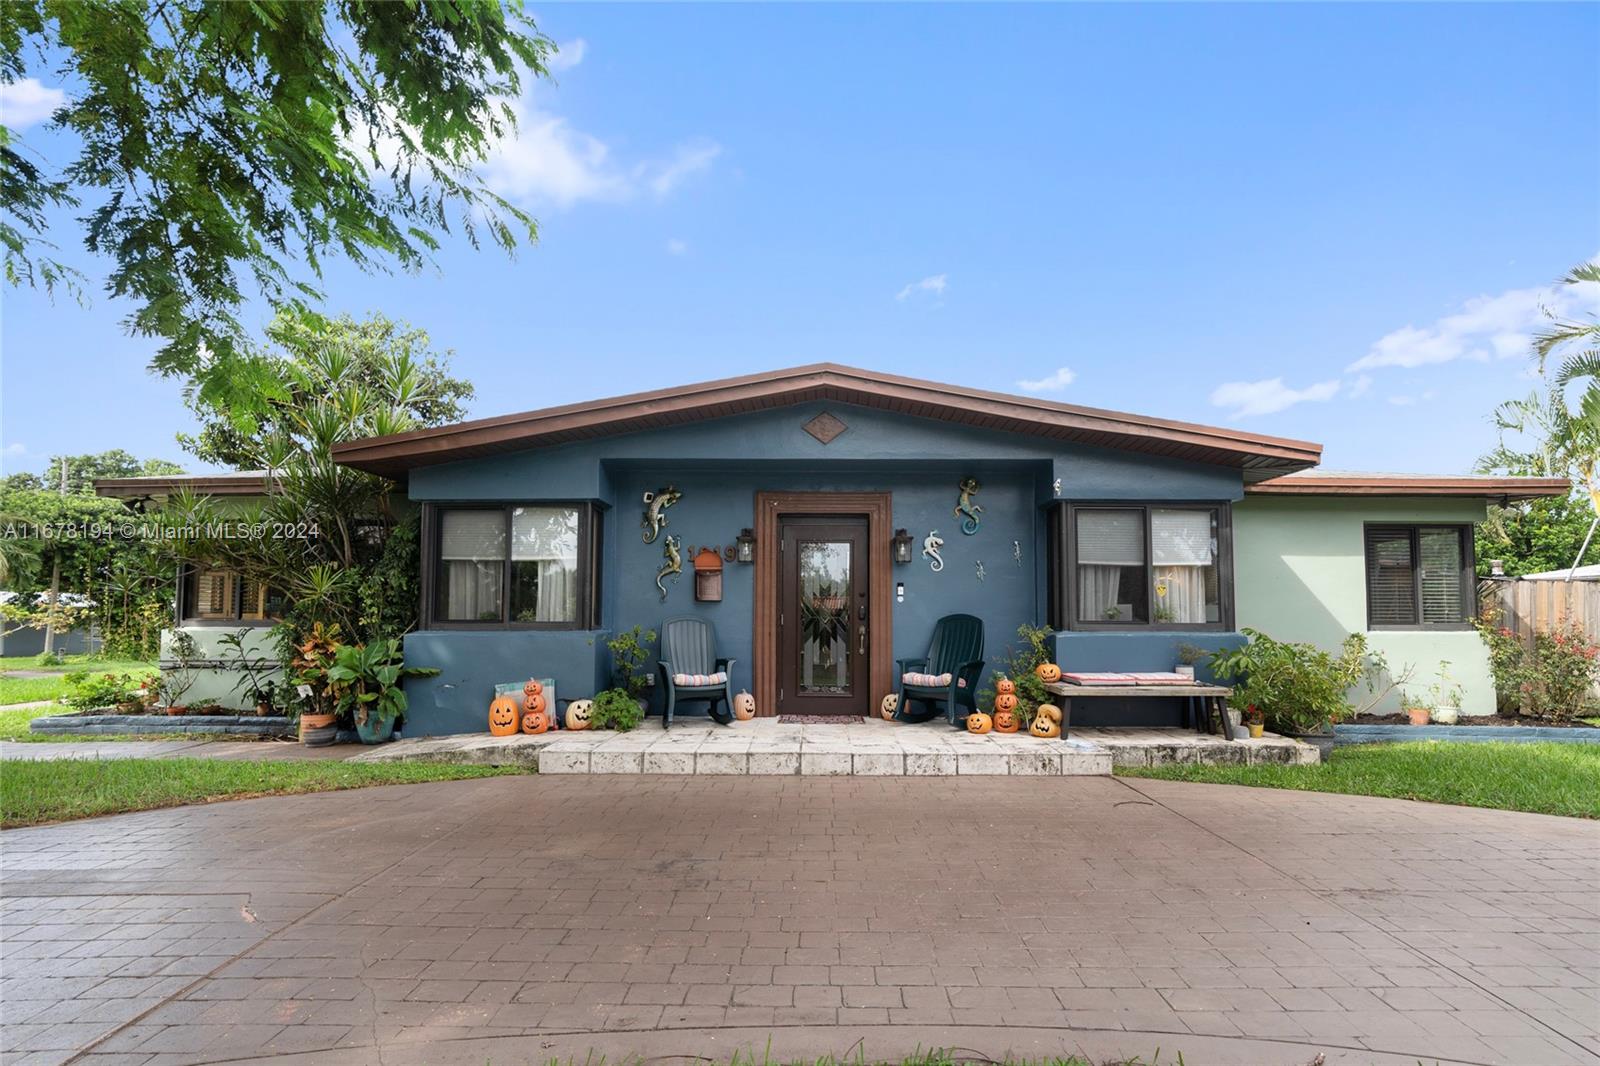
[[1209, 628, 1396, 734], [978, 623, 1054, 724], [63, 669, 156, 711], [1478, 613, 1599, 721], [605, 626, 656, 698], [590, 687, 644, 731]]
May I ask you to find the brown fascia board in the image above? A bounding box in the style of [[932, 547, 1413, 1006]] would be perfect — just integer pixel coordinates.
[[93, 475, 273, 499], [1246, 475, 1571, 501], [330, 363, 1324, 479]]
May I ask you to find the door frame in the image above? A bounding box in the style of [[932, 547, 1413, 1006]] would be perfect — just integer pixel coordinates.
[[754, 491, 892, 718]]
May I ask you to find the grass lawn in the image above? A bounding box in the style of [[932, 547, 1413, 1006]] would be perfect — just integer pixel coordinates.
[[1118, 740, 1600, 819], [0, 758, 527, 828], [0, 659, 156, 707]]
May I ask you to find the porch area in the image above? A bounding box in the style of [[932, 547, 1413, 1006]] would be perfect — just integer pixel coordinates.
[[350, 718, 1317, 775]]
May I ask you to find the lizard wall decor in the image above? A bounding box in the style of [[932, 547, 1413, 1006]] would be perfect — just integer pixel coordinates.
[[641, 486, 682, 544]]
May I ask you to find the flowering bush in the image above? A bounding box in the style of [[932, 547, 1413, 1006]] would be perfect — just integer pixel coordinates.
[[1476, 612, 1599, 721]]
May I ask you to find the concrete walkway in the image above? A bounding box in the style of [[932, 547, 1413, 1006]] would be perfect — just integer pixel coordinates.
[[2, 776, 1595, 1065]]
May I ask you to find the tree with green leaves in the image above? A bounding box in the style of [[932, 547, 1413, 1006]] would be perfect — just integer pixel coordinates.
[[1, 450, 183, 494], [1478, 259, 1600, 575], [165, 310, 470, 641], [2, 1, 552, 410]]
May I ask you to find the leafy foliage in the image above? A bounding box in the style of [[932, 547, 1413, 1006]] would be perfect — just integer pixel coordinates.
[[324, 637, 439, 730], [605, 626, 657, 699], [1476, 612, 1599, 722], [590, 687, 645, 732], [1476, 494, 1595, 577], [62, 668, 156, 712], [1208, 628, 1403, 734], [978, 623, 1055, 724], [0, 450, 183, 494], [2, 1, 551, 409]]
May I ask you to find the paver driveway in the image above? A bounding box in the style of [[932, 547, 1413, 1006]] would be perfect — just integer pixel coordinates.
[[2, 775, 1596, 1065]]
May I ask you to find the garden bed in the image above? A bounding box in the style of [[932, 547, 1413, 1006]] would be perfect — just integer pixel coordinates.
[[1348, 712, 1594, 727], [29, 713, 293, 738]]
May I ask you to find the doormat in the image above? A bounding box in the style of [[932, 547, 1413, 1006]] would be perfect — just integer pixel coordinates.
[[778, 714, 862, 724]]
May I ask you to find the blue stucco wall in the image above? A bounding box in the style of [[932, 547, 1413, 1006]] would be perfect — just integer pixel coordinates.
[[398, 402, 1249, 736]]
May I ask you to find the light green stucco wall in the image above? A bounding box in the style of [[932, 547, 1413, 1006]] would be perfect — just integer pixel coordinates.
[[161, 626, 282, 710], [1233, 496, 1491, 716]]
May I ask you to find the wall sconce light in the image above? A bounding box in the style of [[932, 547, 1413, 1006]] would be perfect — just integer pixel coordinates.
[[735, 528, 756, 564], [892, 528, 914, 565]]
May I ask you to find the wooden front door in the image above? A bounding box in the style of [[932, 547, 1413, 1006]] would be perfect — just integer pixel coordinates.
[[777, 515, 871, 715]]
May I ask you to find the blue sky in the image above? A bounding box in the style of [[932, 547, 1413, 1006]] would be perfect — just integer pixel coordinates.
[[2, 3, 1597, 478]]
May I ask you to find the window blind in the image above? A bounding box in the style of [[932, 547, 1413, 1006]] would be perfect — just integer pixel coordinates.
[[1077, 510, 1145, 565], [440, 511, 506, 561], [1365, 528, 1417, 626], [1151, 509, 1214, 566], [1418, 527, 1464, 624]]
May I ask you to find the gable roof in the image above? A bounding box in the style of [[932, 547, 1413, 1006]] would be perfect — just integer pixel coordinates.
[[331, 362, 1324, 480], [1243, 470, 1570, 501]]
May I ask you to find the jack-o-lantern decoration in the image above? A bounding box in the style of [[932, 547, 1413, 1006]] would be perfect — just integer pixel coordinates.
[[994, 692, 1018, 713], [521, 707, 549, 734], [523, 678, 543, 700], [565, 699, 593, 731], [1034, 662, 1062, 684], [732, 691, 757, 720], [995, 677, 1016, 696], [523, 690, 547, 717], [993, 707, 1019, 733], [489, 694, 520, 736], [966, 710, 993, 734], [880, 693, 899, 720], [1030, 704, 1063, 738]]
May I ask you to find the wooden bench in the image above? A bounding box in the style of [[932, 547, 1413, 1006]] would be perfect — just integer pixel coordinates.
[[1043, 681, 1234, 740]]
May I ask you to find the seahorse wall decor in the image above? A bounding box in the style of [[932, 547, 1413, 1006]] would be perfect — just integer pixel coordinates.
[[656, 535, 683, 601], [641, 486, 682, 544], [955, 477, 983, 535], [922, 530, 944, 572]]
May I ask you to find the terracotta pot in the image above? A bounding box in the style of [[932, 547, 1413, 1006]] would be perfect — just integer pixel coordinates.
[[1247, 723, 1264, 739], [164, 705, 187, 717], [255, 701, 272, 717], [1407, 707, 1431, 726], [300, 712, 337, 746]]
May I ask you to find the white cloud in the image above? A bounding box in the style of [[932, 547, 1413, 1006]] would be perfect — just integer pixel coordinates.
[[0, 78, 65, 129], [1348, 277, 1600, 372], [643, 140, 721, 197], [1386, 390, 1437, 407], [547, 39, 587, 72], [2, 442, 25, 458], [1015, 367, 1076, 394], [896, 274, 948, 302], [666, 239, 688, 256], [1209, 377, 1341, 417], [1348, 374, 1373, 398]]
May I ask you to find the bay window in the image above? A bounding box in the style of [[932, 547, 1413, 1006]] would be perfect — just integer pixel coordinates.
[[427, 503, 601, 629], [1049, 502, 1232, 630]]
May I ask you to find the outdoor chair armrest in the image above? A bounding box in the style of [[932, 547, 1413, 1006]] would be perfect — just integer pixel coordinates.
[[895, 657, 929, 673]]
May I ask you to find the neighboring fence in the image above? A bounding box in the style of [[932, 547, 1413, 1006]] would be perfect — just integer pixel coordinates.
[[1480, 577, 1600, 643]]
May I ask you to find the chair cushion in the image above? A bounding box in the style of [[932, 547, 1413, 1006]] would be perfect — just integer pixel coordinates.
[[902, 671, 966, 689], [672, 671, 728, 687]]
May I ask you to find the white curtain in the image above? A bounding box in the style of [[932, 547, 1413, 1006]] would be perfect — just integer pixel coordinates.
[[1078, 565, 1123, 620], [440, 511, 505, 621], [1077, 510, 1143, 622], [1152, 509, 1215, 623], [512, 507, 578, 622]]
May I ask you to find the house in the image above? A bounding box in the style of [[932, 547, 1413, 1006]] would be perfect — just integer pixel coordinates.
[[102, 365, 1568, 732]]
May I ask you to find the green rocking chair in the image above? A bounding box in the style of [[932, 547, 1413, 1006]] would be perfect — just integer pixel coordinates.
[[893, 613, 985, 727], [656, 616, 736, 729]]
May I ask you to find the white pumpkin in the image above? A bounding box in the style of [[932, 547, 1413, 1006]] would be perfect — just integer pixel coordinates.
[[564, 699, 593, 731], [732, 691, 757, 720]]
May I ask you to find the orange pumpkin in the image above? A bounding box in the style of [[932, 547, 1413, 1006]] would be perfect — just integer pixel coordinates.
[[521, 707, 549, 734], [993, 707, 1019, 733], [523, 678, 544, 699], [489, 694, 520, 736], [1030, 704, 1063, 738], [966, 710, 993, 734], [1034, 662, 1062, 684], [995, 677, 1016, 696], [523, 691, 547, 716], [994, 692, 1018, 713]]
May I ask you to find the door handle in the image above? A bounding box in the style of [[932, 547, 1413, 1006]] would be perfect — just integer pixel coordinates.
[[858, 625, 867, 655]]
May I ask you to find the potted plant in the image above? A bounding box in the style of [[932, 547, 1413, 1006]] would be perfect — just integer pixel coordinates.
[[327, 637, 440, 745], [1243, 704, 1264, 739], [219, 627, 279, 716], [1174, 642, 1208, 680], [1210, 628, 1407, 758], [1430, 663, 1462, 724], [289, 622, 343, 745], [157, 631, 201, 715], [606, 626, 657, 713], [1400, 692, 1431, 726]]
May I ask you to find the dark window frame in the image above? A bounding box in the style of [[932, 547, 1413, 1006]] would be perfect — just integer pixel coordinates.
[[176, 564, 283, 627], [420, 501, 604, 631], [1048, 501, 1235, 632], [1363, 523, 1475, 631]]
